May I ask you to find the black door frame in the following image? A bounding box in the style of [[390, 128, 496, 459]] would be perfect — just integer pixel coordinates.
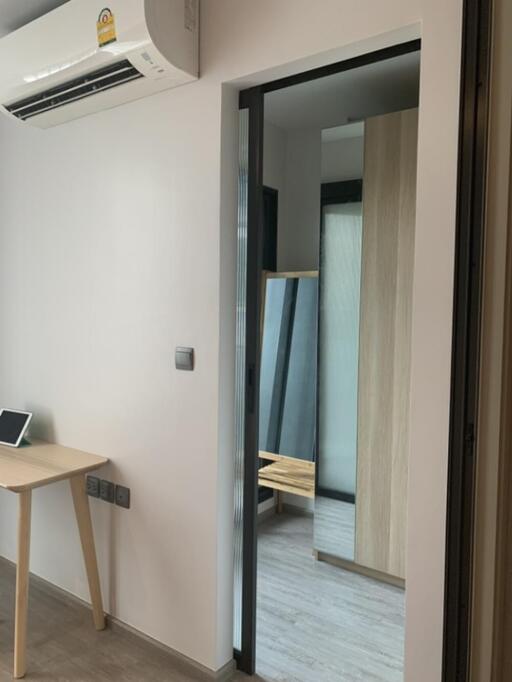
[[258, 185, 279, 505], [442, 0, 491, 679], [234, 0, 491, 675]]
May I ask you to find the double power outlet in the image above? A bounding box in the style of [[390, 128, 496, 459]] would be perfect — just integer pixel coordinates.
[[86, 476, 130, 509]]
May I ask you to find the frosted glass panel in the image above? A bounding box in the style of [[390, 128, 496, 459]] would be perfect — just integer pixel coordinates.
[[259, 276, 318, 460], [233, 108, 249, 652], [318, 203, 362, 495]]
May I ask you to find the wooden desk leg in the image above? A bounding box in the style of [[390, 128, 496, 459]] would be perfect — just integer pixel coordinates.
[[14, 490, 31, 679], [70, 475, 105, 631]]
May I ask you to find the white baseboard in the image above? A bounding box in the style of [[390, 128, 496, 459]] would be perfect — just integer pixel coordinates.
[[107, 615, 236, 681], [282, 502, 314, 517]]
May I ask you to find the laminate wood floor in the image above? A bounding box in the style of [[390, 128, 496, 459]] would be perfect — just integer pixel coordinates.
[[0, 514, 404, 682], [313, 497, 356, 561], [0, 559, 217, 682], [250, 513, 405, 682]]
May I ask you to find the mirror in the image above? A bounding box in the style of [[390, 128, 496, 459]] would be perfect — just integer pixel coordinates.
[[258, 272, 318, 505]]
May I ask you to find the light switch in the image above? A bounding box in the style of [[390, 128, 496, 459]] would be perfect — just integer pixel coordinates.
[[175, 347, 194, 371]]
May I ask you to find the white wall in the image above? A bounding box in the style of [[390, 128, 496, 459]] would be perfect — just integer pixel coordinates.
[[265, 130, 364, 274], [279, 128, 322, 271], [263, 120, 287, 267], [264, 124, 322, 272], [0, 82, 221, 670], [0, 0, 462, 679], [263, 121, 287, 198], [321, 136, 364, 182]]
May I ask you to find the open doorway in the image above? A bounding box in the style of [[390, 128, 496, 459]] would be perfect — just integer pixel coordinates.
[[234, 43, 420, 681], [233, 2, 491, 675]]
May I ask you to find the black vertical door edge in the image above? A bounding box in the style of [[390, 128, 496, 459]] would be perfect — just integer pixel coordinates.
[[258, 186, 279, 504], [262, 186, 278, 272], [443, 0, 492, 680], [236, 86, 264, 675]]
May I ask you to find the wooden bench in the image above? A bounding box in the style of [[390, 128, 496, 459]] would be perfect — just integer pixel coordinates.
[[258, 451, 315, 512]]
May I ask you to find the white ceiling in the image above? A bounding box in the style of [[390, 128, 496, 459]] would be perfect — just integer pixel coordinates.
[[0, 0, 69, 38], [265, 51, 420, 132]]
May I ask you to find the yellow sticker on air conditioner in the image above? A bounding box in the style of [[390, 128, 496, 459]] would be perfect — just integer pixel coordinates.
[[97, 8, 117, 48]]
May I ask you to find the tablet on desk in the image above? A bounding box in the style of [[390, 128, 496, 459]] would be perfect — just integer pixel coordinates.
[[0, 409, 32, 448]]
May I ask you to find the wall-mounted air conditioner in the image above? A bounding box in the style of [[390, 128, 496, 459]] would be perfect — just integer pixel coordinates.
[[0, 0, 199, 128]]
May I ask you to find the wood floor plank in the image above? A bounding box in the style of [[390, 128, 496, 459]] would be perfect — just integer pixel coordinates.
[[250, 513, 405, 682], [314, 496, 356, 561]]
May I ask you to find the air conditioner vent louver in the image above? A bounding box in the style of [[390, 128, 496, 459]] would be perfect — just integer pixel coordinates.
[[4, 59, 143, 121]]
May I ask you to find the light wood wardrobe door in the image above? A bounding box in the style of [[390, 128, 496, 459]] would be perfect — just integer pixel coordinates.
[[355, 108, 418, 580]]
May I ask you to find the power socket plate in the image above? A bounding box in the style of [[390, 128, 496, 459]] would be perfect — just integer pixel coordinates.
[[115, 485, 130, 509], [100, 479, 115, 504], [86, 475, 100, 498]]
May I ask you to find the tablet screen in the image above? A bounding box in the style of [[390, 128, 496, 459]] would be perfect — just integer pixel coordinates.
[[0, 410, 31, 446]]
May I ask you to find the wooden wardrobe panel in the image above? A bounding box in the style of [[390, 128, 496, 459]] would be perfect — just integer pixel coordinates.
[[355, 108, 418, 580]]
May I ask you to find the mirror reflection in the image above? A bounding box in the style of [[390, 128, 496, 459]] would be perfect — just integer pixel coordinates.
[[246, 49, 421, 682], [258, 273, 318, 511], [257, 113, 416, 582]]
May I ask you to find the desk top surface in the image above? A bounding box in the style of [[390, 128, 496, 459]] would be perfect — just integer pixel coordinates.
[[0, 440, 108, 492]]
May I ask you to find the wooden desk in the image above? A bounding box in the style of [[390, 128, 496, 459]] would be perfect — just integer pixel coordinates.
[[0, 440, 108, 679]]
